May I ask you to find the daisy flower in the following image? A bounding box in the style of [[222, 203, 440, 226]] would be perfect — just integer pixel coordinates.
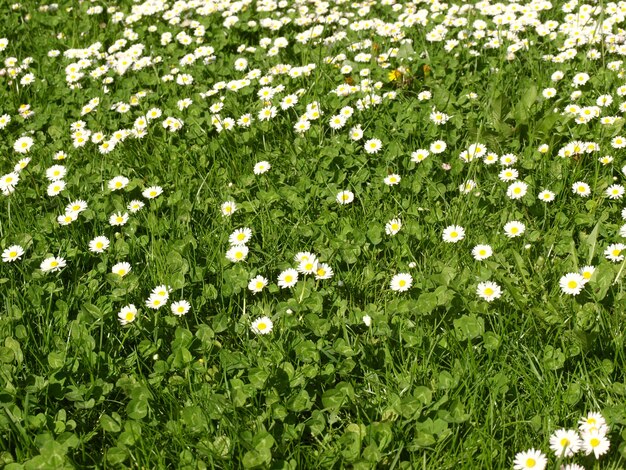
[[390, 273, 412, 292], [171, 300, 191, 316], [503, 221, 525, 238], [484, 153, 499, 165], [549, 429, 582, 457], [476, 281, 502, 302], [251, 316, 273, 335], [47, 181, 66, 196], [277, 268, 298, 289], [560, 464, 585, 470], [294, 252, 315, 264], [538, 190, 555, 202], [128, 200, 145, 213], [500, 154, 517, 166], [572, 181, 591, 197], [349, 126, 363, 141], [606, 184, 625, 200], [57, 212, 78, 226], [430, 140, 447, 153], [411, 149, 430, 163], [605, 243, 626, 262], [109, 212, 129, 226], [248, 275, 268, 294], [142, 186, 163, 199], [472, 244, 493, 260], [112, 262, 131, 277], [225, 245, 249, 263], [46, 165, 67, 181], [581, 429, 610, 458], [254, 161, 271, 174], [108, 176, 129, 191], [145, 294, 166, 310], [13, 136, 34, 153], [221, 201, 237, 216], [498, 168, 519, 182], [579, 412, 607, 433], [151, 285, 171, 300], [40, 256, 66, 273], [89, 236, 110, 253], [2, 245, 24, 262], [364, 138, 382, 154], [507, 181, 528, 199], [297, 256, 318, 274], [442, 225, 465, 243], [118, 304, 138, 325], [229, 228, 252, 246], [459, 180, 477, 194], [66, 200, 88, 214], [384, 174, 401, 186], [559, 273, 585, 295], [385, 218, 402, 236], [314, 263, 334, 280], [513, 449, 547, 470], [580, 265, 595, 282], [337, 190, 354, 205], [0, 172, 19, 193]]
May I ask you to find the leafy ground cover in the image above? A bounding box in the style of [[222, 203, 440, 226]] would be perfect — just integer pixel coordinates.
[[2, 0, 626, 468]]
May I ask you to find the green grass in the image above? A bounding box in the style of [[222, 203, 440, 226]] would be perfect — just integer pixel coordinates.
[[1, 0, 626, 468]]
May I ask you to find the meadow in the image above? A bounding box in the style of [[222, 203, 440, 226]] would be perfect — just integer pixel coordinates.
[[1, 0, 626, 468]]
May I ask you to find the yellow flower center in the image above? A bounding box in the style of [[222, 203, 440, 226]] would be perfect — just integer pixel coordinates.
[[479, 250, 486, 256], [125, 312, 134, 321], [284, 275, 293, 283], [450, 231, 458, 238], [237, 234, 245, 241], [399, 280, 406, 287], [590, 437, 600, 448], [50, 261, 58, 267], [526, 458, 536, 468], [484, 288, 494, 296], [9, 251, 17, 257], [257, 322, 267, 331], [118, 269, 126, 276], [96, 242, 103, 249], [235, 252, 243, 259], [560, 438, 570, 447], [567, 280, 578, 289], [613, 249, 621, 256], [511, 227, 518, 234]]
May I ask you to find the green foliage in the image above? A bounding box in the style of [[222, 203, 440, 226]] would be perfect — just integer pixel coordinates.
[[1, 0, 626, 468]]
